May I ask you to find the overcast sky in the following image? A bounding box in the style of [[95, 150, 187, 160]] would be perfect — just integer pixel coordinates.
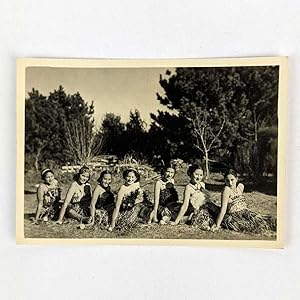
[[26, 67, 174, 126]]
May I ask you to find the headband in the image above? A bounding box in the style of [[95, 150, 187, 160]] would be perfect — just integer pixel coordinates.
[[41, 168, 52, 176], [41, 168, 53, 178]]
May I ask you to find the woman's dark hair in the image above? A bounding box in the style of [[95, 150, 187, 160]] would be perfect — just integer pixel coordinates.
[[160, 163, 176, 177], [123, 168, 140, 182], [73, 166, 91, 182], [187, 164, 204, 178], [224, 168, 238, 178], [41, 168, 54, 180], [97, 170, 112, 184]]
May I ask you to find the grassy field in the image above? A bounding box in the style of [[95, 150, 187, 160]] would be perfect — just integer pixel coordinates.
[[23, 167, 277, 240]]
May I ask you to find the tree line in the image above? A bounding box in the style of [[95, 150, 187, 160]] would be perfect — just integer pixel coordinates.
[[25, 66, 278, 179]]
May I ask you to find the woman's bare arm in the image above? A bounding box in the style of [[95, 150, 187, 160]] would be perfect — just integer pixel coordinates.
[[57, 182, 76, 222], [238, 183, 244, 193], [214, 188, 230, 228], [173, 185, 192, 225], [109, 186, 124, 230], [35, 184, 46, 220], [152, 180, 162, 221], [89, 185, 101, 223]]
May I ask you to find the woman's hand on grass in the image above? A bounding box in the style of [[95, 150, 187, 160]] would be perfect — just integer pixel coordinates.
[[210, 224, 220, 232], [30, 218, 39, 225]]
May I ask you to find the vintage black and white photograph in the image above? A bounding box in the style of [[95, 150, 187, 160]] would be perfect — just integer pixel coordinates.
[[16, 57, 287, 246]]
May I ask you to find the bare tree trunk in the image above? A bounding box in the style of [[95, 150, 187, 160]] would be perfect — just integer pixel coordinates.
[[34, 146, 44, 172], [254, 110, 258, 143], [190, 108, 225, 180], [253, 109, 260, 178], [34, 155, 39, 172], [204, 150, 210, 179]]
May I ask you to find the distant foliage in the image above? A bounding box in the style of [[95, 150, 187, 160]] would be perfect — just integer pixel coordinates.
[[101, 113, 126, 157], [101, 109, 148, 161], [150, 66, 279, 178], [65, 116, 105, 165], [25, 86, 95, 170], [25, 67, 279, 181], [25, 89, 49, 171], [148, 112, 196, 163], [124, 109, 147, 160], [257, 127, 278, 176]]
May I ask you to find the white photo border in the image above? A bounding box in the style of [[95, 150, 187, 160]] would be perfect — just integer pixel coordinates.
[[16, 57, 288, 248]]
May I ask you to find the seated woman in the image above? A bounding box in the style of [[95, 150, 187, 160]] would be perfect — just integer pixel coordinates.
[[88, 170, 115, 229], [211, 169, 276, 234], [57, 166, 92, 224], [148, 164, 179, 224], [171, 164, 214, 230], [108, 168, 152, 232], [34, 168, 62, 222]]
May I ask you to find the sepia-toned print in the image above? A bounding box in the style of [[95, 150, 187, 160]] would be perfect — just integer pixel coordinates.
[[16, 57, 287, 247]]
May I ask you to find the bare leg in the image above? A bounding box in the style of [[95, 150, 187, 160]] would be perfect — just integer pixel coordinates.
[[147, 210, 155, 224], [67, 208, 89, 223]]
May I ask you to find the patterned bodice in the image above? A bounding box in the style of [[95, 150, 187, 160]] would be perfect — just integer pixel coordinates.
[[159, 178, 174, 189], [159, 179, 178, 206], [41, 180, 61, 207], [227, 188, 247, 213], [188, 182, 206, 210], [95, 185, 115, 209], [120, 182, 143, 211], [71, 182, 91, 204]]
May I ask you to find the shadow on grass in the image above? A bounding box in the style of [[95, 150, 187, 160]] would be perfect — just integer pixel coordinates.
[[25, 190, 36, 195], [244, 181, 277, 196], [205, 180, 277, 196], [24, 213, 35, 220], [205, 183, 224, 193]]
